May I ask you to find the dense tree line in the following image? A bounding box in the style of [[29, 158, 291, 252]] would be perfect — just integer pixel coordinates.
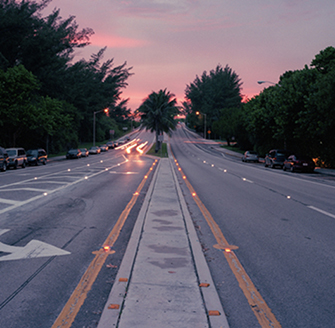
[[185, 48, 335, 167], [0, 0, 133, 153], [242, 47, 335, 167], [184, 64, 243, 139]]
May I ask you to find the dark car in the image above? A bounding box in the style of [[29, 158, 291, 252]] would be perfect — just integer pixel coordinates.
[[6, 147, 27, 169], [106, 141, 115, 149], [99, 144, 108, 152], [264, 149, 292, 168], [26, 149, 47, 166], [283, 154, 315, 173], [66, 149, 82, 159], [80, 148, 89, 157], [242, 150, 259, 162], [0, 147, 9, 172], [89, 146, 101, 155]]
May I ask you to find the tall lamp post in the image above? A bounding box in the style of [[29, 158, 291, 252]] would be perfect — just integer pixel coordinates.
[[257, 81, 276, 85], [93, 108, 108, 146], [196, 111, 207, 139]]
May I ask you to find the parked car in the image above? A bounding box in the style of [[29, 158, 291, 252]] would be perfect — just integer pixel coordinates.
[[99, 144, 108, 152], [89, 146, 101, 155], [26, 149, 47, 166], [242, 150, 259, 162], [0, 147, 9, 172], [264, 149, 292, 168], [80, 148, 89, 157], [283, 154, 315, 173], [6, 148, 27, 169], [106, 141, 115, 149], [66, 149, 82, 159]]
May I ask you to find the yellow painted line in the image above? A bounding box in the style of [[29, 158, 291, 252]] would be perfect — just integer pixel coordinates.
[[170, 150, 281, 328], [52, 161, 157, 328]]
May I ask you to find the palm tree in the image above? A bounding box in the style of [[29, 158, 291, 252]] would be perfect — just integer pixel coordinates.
[[139, 89, 180, 152]]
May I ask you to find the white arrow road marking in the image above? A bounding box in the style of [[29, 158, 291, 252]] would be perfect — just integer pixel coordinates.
[[0, 229, 70, 261]]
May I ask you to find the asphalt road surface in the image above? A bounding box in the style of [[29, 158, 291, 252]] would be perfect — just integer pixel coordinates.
[[0, 130, 156, 328], [1, 125, 335, 328], [170, 124, 335, 328]]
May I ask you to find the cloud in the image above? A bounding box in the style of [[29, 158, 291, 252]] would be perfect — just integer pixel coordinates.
[[90, 33, 149, 48], [118, 0, 199, 17]]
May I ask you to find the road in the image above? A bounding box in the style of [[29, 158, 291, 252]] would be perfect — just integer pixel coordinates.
[[0, 130, 156, 328], [170, 124, 335, 328], [1, 125, 335, 328]]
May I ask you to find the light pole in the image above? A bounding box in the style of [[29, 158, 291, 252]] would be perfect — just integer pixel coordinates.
[[257, 81, 276, 85], [93, 108, 108, 146], [196, 111, 207, 139]]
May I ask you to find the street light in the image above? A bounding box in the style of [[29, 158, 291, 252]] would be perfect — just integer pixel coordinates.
[[196, 111, 207, 139], [257, 81, 276, 85], [93, 108, 109, 146]]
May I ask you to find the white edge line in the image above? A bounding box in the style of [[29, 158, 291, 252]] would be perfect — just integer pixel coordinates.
[[308, 206, 335, 219]]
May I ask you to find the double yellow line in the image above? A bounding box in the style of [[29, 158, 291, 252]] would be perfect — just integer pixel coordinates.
[[52, 160, 158, 328], [171, 155, 282, 328]]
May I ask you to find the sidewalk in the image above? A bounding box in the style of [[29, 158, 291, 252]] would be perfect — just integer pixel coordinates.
[[97, 158, 229, 328]]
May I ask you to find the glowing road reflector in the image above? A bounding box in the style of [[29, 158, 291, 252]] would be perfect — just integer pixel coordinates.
[[100, 160, 103, 163], [103, 245, 110, 252], [105, 168, 108, 171], [87, 164, 90, 166], [134, 192, 139, 196], [43, 192, 48, 196], [144, 175, 148, 179], [108, 304, 120, 310], [34, 177, 37, 180], [183, 176, 186, 180], [213, 243, 239, 251], [211, 164, 214, 167], [192, 192, 196, 197], [68, 169, 71, 171], [208, 310, 221, 316], [178, 168, 181, 171], [287, 196, 291, 199], [85, 176, 88, 179], [224, 169, 227, 172]]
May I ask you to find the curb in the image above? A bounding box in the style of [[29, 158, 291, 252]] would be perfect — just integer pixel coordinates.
[[168, 147, 229, 328]]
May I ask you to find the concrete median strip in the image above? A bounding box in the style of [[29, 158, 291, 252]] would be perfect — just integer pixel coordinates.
[[98, 158, 229, 328]]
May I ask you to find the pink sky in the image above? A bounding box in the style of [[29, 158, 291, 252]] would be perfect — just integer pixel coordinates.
[[44, 0, 335, 111]]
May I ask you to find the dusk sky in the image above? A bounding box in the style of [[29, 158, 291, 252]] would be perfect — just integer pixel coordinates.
[[44, 0, 335, 111]]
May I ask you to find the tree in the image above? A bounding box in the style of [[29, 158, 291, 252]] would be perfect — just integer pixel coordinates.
[[212, 107, 241, 146], [0, 65, 40, 146], [0, 1, 133, 148], [185, 64, 243, 137], [139, 89, 180, 152]]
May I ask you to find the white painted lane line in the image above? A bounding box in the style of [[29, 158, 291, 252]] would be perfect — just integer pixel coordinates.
[[0, 198, 22, 205], [0, 229, 10, 236], [0, 188, 49, 192], [308, 206, 335, 219]]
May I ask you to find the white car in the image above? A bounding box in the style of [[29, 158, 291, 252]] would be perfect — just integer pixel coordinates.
[[242, 150, 259, 163], [6, 148, 27, 169]]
